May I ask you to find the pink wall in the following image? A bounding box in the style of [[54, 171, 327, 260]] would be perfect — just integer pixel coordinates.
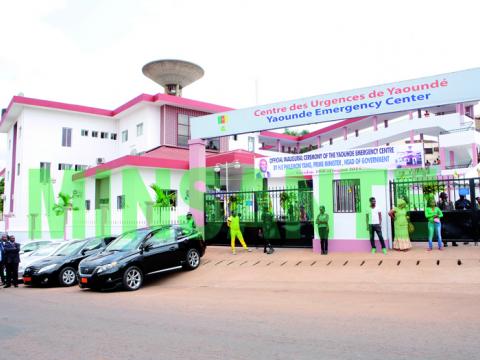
[[161, 105, 228, 151]]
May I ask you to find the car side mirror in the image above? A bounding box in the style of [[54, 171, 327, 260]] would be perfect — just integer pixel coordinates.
[[82, 248, 94, 256], [142, 242, 153, 252]]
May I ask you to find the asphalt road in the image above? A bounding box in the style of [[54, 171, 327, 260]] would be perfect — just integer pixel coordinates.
[[1, 246, 480, 360]]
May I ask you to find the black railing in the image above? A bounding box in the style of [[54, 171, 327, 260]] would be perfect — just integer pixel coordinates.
[[204, 188, 314, 247], [390, 176, 480, 242]]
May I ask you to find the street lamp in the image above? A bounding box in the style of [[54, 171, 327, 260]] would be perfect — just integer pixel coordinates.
[[214, 161, 241, 192]]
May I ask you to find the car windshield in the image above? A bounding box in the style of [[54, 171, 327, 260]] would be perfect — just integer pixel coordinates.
[[53, 241, 86, 256], [32, 243, 62, 257], [106, 229, 152, 251]]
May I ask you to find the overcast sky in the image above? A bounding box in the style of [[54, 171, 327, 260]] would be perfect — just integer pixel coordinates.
[[1, 0, 479, 168]]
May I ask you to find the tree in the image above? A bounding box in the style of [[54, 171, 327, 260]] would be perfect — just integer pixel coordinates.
[[52, 192, 79, 240], [283, 128, 299, 136], [283, 128, 310, 137], [150, 184, 176, 208], [149, 184, 177, 225]]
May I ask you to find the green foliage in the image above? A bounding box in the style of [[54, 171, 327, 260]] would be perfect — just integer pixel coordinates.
[[52, 192, 79, 216], [422, 181, 445, 205], [283, 128, 310, 137], [150, 184, 176, 207], [228, 194, 243, 212]]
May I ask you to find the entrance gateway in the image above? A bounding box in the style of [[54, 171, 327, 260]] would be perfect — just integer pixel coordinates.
[[189, 68, 480, 250]]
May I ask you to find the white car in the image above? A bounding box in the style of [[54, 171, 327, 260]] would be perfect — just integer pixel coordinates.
[[19, 242, 65, 280], [20, 240, 53, 256]]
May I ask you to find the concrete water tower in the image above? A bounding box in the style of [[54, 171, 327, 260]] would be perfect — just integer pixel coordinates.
[[142, 59, 204, 97]]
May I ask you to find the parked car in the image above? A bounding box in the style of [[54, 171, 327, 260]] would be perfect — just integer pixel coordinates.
[[23, 236, 116, 287], [18, 242, 64, 280], [78, 225, 205, 291], [19, 240, 53, 256]]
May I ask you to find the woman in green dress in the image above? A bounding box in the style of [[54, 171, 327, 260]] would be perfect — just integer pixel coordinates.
[[389, 198, 412, 251]]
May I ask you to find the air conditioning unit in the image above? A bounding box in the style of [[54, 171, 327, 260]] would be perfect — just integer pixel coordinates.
[[96, 158, 105, 165]]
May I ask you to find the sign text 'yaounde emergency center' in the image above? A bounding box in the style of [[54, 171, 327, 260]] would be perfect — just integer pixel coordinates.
[[190, 68, 480, 139], [254, 144, 425, 178]]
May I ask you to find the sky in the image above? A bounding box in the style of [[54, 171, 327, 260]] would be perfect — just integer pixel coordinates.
[[0, 0, 479, 167]]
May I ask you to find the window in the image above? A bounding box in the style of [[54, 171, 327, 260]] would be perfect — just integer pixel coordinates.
[[248, 137, 255, 152], [355, 129, 359, 137], [58, 163, 73, 170], [62, 127, 72, 147], [206, 138, 220, 151], [40, 162, 51, 183], [425, 148, 433, 154], [17, 163, 20, 176], [101, 132, 108, 139], [384, 120, 388, 128], [177, 114, 189, 147], [92, 131, 98, 138], [333, 179, 361, 213], [117, 195, 125, 210], [136, 123, 143, 136], [85, 200, 91, 211], [122, 130, 128, 143], [75, 164, 88, 171], [81, 129, 89, 136], [111, 133, 117, 140], [233, 135, 238, 141], [329, 138, 333, 145], [282, 146, 285, 152], [147, 228, 176, 246], [84, 238, 103, 251]]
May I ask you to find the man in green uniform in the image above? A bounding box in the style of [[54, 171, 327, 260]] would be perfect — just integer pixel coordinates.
[[227, 211, 251, 255], [181, 212, 196, 235]]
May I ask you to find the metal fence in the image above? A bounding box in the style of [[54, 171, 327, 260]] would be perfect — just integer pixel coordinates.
[[204, 187, 314, 247], [390, 176, 480, 211], [390, 176, 480, 242], [205, 187, 314, 224]]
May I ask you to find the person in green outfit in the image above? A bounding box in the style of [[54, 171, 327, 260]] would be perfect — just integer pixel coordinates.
[[181, 212, 196, 235], [389, 199, 412, 251], [227, 211, 251, 255], [316, 206, 329, 255], [424, 198, 443, 251]]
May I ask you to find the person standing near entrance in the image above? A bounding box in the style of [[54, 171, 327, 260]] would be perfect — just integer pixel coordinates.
[[3, 235, 20, 288], [437, 192, 456, 247], [425, 198, 443, 251], [181, 212, 196, 235], [366, 197, 387, 254], [0, 234, 6, 285], [389, 199, 412, 251], [261, 207, 275, 254], [316, 206, 329, 255], [227, 211, 251, 255]]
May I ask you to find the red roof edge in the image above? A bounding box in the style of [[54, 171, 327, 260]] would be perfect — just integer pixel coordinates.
[[1, 93, 234, 129], [259, 116, 369, 142]]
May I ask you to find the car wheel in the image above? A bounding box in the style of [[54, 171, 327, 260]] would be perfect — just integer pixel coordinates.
[[123, 266, 143, 291], [184, 248, 201, 270], [59, 267, 77, 287]]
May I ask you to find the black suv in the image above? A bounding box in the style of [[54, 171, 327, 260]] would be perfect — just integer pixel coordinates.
[[23, 236, 116, 287], [78, 225, 206, 291]]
